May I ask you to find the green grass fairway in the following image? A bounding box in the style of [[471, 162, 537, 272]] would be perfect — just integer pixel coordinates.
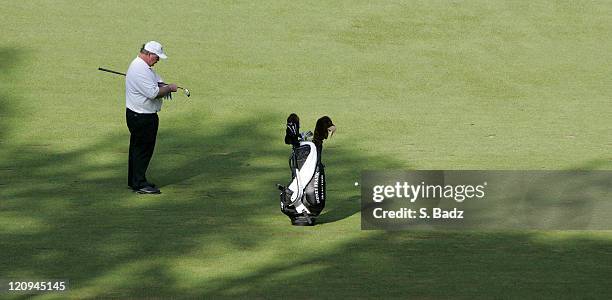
[[2, 1, 612, 299]]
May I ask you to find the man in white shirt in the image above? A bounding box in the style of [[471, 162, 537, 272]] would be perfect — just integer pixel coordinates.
[[125, 41, 177, 194]]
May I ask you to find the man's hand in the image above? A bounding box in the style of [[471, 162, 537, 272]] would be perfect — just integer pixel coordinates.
[[156, 83, 178, 99], [167, 84, 178, 92]]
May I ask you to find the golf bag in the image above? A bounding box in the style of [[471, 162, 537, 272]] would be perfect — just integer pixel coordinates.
[[278, 114, 335, 226]]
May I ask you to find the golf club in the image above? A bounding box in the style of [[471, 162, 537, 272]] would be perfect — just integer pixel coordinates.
[[98, 67, 190, 97]]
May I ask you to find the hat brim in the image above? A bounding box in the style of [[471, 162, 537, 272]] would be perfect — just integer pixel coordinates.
[[157, 53, 167, 59]]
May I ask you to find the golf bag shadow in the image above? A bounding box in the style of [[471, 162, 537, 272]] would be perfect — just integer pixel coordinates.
[[278, 113, 336, 226]]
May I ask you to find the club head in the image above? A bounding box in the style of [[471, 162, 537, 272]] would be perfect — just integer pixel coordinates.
[[184, 89, 190, 97]]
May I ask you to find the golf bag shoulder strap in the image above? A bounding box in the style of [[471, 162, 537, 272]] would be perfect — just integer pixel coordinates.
[[296, 141, 317, 177], [283, 142, 318, 206], [292, 142, 315, 170]]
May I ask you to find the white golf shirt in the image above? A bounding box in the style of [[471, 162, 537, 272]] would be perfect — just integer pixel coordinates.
[[125, 56, 163, 113]]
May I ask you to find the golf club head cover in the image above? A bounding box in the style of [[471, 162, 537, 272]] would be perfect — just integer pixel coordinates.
[[285, 113, 300, 146], [313, 116, 335, 145]]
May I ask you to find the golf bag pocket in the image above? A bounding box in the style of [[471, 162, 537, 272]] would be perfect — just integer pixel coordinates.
[[304, 163, 325, 216]]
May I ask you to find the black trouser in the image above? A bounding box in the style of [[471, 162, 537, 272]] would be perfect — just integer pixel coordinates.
[[126, 108, 159, 189]]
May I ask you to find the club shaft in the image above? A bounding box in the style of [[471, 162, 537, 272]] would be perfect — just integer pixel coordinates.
[[98, 67, 126, 76], [98, 66, 188, 94]]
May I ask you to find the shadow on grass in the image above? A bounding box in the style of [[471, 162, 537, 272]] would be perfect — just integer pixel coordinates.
[[316, 195, 361, 224], [0, 110, 397, 298], [0, 47, 26, 144], [197, 230, 612, 299], [1, 108, 610, 299]]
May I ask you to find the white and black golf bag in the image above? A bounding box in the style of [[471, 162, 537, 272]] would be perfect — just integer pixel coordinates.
[[278, 114, 335, 226]]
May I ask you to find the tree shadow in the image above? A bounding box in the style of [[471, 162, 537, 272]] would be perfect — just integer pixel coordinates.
[[192, 230, 612, 299], [0, 110, 400, 299], [1, 113, 610, 299], [0, 47, 27, 144], [2, 105, 611, 299]]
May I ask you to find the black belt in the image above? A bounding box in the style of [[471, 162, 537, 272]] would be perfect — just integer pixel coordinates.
[[126, 108, 157, 115]]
